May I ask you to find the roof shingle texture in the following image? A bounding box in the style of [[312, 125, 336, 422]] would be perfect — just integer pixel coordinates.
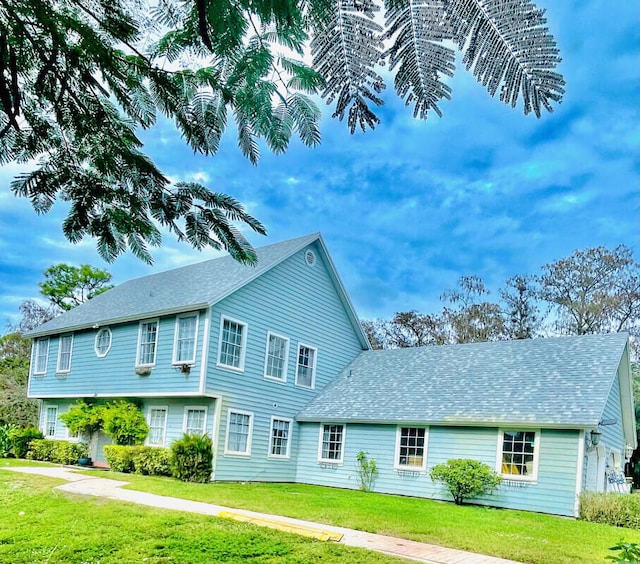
[[296, 333, 628, 427], [30, 233, 319, 336]]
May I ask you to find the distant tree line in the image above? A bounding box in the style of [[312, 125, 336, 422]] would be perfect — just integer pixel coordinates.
[[361, 245, 640, 350]]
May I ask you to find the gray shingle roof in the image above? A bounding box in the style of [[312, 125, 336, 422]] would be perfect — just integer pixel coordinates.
[[30, 233, 322, 337], [296, 333, 629, 428]]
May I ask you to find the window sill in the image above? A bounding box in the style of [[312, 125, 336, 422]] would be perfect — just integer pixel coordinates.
[[216, 363, 245, 374], [264, 376, 287, 385], [223, 451, 251, 457]]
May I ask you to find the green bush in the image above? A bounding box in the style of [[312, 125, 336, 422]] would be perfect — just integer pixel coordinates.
[[9, 426, 44, 458], [59, 401, 104, 438], [430, 459, 502, 505], [0, 423, 17, 457], [355, 451, 378, 492], [27, 439, 88, 465], [104, 445, 172, 476], [104, 445, 137, 473], [579, 491, 640, 529], [102, 401, 148, 445], [606, 541, 640, 563], [132, 446, 172, 476], [170, 434, 213, 483]]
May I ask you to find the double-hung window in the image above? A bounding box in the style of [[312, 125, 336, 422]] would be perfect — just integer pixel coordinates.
[[57, 335, 73, 373], [318, 424, 344, 463], [218, 317, 247, 371], [44, 406, 57, 438], [183, 407, 207, 436], [173, 314, 198, 364], [34, 338, 49, 375], [225, 410, 253, 455], [264, 333, 289, 382], [147, 407, 168, 446], [269, 417, 292, 458], [295, 344, 317, 388], [137, 320, 158, 366], [395, 427, 427, 470], [498, 430, 539, 480]]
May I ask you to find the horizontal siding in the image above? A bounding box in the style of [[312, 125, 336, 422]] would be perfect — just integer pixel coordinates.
[[296, 423, 579, 516], [601, 372, 625, 454], [29, 310, 206, 397], [208, 244, 365, 482]]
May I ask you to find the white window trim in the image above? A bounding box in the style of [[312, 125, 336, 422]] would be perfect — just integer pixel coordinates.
[[94, 327, 112, 357], [394, 425, 428, 472], [172, 313, 200, 365], [33, 338, 50, 375], [136, 318, 159, 368], [295, 342, 317, 389], [224, 408, 254, 456], [182, 406, 208, 436], [216, 315, 248, 372], [317, 423, 345, 464], [56, 334, 74, 374], [268, 416, 293, 459], [496, 429, 541, 482], [263, 332, 290, 383], [146, 406, 169, 447], [43, 405, 58, 439]]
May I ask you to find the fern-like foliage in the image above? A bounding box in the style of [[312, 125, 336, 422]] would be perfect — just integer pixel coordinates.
[[0, 0, 564, 264]]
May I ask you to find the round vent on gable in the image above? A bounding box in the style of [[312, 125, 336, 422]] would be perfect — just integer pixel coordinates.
[[304, 249, 316, 267]]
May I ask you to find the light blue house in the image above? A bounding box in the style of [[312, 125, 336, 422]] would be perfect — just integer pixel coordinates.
[[27, 233, 636, 517]]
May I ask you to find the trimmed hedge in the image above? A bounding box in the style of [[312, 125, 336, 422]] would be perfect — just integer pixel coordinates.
[[27, 439, 88, 465], [104, 445, 171, 476], [170, 434, 213, 483], [579, 491, 640, 529]]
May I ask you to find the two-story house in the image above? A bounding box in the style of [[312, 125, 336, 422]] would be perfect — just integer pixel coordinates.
[[27, 233, 370, 481], [27, 233, 636, 517]]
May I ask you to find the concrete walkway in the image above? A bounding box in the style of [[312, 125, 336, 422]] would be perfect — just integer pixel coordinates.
[[2, 466, 522, 564]]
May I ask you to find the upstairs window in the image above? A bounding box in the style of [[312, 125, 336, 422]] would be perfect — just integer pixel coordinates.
[[225, 410, 253, 455], [184, 407, 207, 436], [319, 424, 344, 463], [264, 333, 289, 382], [173, 314, 198, 364], [395, 427, 427, 470], [34, 338, 50, 375], [499, 430, 539, 480], [218, 317, 246, 371], [295, 344, 316, 389], [137, 320, 158, 366], [57, 335, 73, 373], [94, 328, 112, 357]]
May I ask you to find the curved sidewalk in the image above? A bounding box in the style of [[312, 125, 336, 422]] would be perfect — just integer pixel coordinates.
[[2, 466, 521, 564]]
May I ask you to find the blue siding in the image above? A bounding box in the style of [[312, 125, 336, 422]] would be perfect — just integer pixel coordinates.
[[600, 372, 625, 455], [296, 423, 579, 516], [28, 310, 206, 397], [207, 243, 365, 482]]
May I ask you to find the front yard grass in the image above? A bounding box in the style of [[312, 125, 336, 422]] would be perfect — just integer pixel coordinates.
[[2, 459, 639, 563], [0, 468, 405, 564]]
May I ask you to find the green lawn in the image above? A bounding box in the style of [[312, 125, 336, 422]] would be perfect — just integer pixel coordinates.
[[2, 459, 639, 564], [0, 469, 406, 564]]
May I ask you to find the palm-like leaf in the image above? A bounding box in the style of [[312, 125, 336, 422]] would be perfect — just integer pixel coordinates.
[[309, 0, 386, 132], [384, 0, 455, 119], [445, 0, 565, 116]]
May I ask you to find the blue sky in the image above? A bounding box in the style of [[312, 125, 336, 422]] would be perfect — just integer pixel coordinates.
[[0, 0, 638, 327]]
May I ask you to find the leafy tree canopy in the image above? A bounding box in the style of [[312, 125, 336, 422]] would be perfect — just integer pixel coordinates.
[[1, 0, 564, 263], [39, 263, 114, 311]]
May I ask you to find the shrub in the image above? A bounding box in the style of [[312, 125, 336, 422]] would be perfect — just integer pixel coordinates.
[[104, 445, 137, 473], [430, 459, 502, 505], [355, 451, 378, 492], [9, 426, 44, 458], [606, 541, 640, 563], [102, 401, 148, 445], [27, 439, 88, 465], [170, 434, 213, 483], [0, 423, 17, 457], [132, 446, 172, 476], [579, 491, 640, 529], [59, 401, 104, 439]]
